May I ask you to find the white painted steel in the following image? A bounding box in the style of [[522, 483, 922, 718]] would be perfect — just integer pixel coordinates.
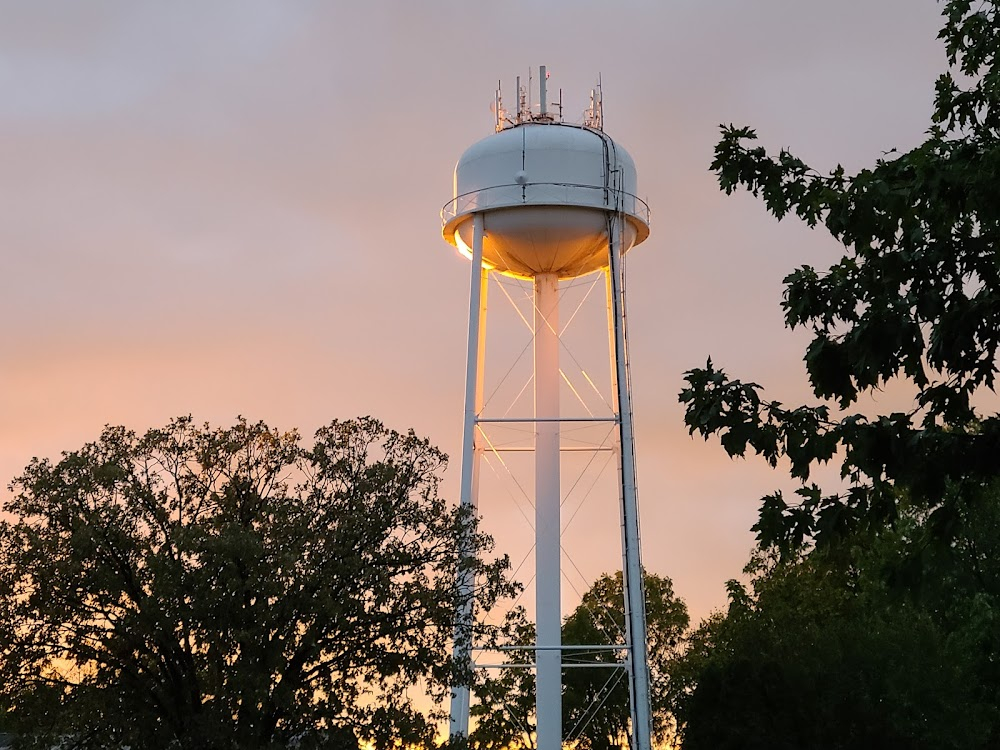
[[606, 220, 652, 750], [476, 663, 625, 670], [450, 213, 487, 739], [492, 644, 625, 652], [533, 272, 562, 750], [488, 446, 615, 453], [476, 416, 615, 423]]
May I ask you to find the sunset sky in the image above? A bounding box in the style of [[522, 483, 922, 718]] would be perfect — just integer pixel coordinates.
[[1, 1, 949, 623]]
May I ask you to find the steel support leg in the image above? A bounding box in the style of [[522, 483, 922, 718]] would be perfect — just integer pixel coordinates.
[[450, 213, 487, 740], [606, 218, 652, 750], [534, 272, 562, 750]]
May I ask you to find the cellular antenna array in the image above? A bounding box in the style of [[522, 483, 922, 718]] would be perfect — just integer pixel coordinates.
[[494, 65, 569, 132]]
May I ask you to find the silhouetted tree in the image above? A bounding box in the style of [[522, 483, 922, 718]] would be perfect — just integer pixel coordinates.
[[673, 2, 1000, 745], [0, 416, 515, 750], [668, 502, 1000, 749]]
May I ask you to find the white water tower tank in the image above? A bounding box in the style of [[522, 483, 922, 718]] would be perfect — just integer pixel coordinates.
[[442, 119, 650, 279]]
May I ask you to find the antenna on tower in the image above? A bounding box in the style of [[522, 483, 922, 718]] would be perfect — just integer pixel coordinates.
[[517, 76, 526, 125], [539, 65, 547, 118], [585, 74, 604, 130], [495, 80, 505, 133], [527, 67, 533, 119], [535, 65, 557, 123], [597, 73, 603, 129]]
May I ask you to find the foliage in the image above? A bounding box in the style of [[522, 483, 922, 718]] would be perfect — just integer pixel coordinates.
[[468, 615, 536, 750], [469, 571, 688, 750], [679, 0, 1000, 554], [0, 416, 515, 750], [561, 572, 688, 750], [668, 497, 1000, 749], [669, 2, 1000, 746]]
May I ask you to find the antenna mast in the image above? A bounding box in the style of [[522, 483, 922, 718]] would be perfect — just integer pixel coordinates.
[[585, 74, 604, 130], [539, 65, 547, 118], [527, 68, 532, 119], [495, 80, 505, 132]]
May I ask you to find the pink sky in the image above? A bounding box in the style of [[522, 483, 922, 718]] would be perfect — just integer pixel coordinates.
[[1, 1, 948, 622]]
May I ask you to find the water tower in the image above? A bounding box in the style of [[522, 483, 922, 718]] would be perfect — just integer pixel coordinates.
[[442, 68, 652, 750]]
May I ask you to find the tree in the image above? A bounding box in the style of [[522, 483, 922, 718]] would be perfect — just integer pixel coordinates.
[[469, 615, 537, 750], [679, 0, 1000, 555], [667, 509, 1000, 749], [469, 571, 688, 750], [561, 572, 688, 750], [672, 5, 1000, 742], [0, 416, 515, 750]]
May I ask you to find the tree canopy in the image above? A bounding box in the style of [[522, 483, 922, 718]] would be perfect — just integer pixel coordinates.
[[680, 0, 1000, 554], [672, 1, 1000, 746], [668, 497, 1000, 749], [0, 416, 514, 750]]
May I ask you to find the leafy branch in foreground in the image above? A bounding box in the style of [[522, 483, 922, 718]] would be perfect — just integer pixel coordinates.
[[681, 0, 1000, 553]]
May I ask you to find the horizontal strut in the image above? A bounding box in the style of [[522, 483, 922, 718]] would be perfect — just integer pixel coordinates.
[[485, 644, 627, 652], [484, 446, 615, 453], [476, 417, 618, 424], [475, 663, 630, 670]]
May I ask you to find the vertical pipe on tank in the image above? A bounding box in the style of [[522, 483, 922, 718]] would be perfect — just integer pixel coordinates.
[[451, 212, 487, 740], [606, 217, 652, 750], [534, 272, 561, 750]]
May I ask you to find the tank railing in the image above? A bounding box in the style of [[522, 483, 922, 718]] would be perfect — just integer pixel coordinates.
[[441, 183, 651, 226]]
